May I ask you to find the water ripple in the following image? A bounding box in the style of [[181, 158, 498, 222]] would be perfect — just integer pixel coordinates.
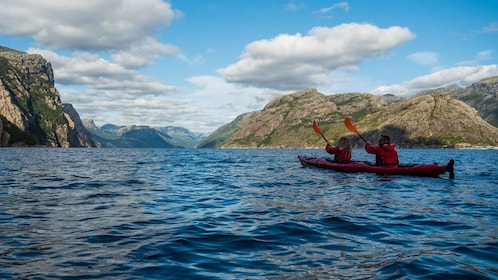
[[0, 148, 497, 279]]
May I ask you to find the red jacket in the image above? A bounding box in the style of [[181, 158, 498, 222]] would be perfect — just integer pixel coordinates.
[[326, 145, 352, 162], [365, 143, 399, 165]]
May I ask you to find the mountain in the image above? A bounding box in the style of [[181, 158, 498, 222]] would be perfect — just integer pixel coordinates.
[[2, 45, 497, 149], [197, 112, 257, 148], [0, 46, 93, 147], [156, 126, 206, 148], [200, 87, 498, 149], [199, 88, 389, 148], [354, 93, 498, 148], [415, 77, 498, 127], [82, 120, 204, 148]]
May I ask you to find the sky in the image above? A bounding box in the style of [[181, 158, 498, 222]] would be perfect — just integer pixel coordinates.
[[1, 0, 497, 134]]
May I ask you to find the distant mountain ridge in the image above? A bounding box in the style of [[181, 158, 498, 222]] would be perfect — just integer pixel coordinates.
[[82, 119, 205, 148]]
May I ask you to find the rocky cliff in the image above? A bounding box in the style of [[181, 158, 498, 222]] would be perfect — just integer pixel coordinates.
[[218, 89, 388, 148], [416, 77, 498, 127], [0, 118, 10, 146], [355, 93, 498, 147], [201, 87, 498, 148], [0, 46, 93, 147]]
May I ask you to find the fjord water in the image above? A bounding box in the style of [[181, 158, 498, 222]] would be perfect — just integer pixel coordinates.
[[1, 148, 496, 279]]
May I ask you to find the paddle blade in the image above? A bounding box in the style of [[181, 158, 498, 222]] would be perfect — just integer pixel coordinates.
[[312, 120, 322, 134], [344, 117, 359, 134]]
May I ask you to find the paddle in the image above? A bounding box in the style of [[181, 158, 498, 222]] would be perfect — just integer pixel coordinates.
[[344, 117, 367, 143], [312, 120, 330, 145]]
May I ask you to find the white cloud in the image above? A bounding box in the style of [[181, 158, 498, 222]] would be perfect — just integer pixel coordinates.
[[64, 86, 192, 129], [481, 22, 498, 33], [477, 49, 493, 60], [285, 2, 305, 11], [219, 23, 415, 90], [315, 2, 351, 14], [407, 52, 439, 66], [69, 75, 284, 133], [111, 38, 180, 69], [0, 0, 175, 50], [27, 48, 187, 130], [372, 65, 498, 96], [185, 76, 286, 122], [2, 2, 494, 135], [28, 45, 284, 133], [29, 48, 178, 96]]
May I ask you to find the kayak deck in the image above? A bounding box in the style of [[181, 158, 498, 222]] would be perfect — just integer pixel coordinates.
[[298, 155, 452, 178]]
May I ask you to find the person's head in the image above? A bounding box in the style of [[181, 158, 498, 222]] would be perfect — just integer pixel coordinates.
[[337, 137, 351, 150], [379, 135, 390, 145]]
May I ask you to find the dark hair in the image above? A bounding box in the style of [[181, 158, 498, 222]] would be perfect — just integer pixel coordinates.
[[381, 135, 390, 144]]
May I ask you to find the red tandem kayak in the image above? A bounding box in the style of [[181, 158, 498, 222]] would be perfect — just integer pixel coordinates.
[[298, 155, 454, 178]]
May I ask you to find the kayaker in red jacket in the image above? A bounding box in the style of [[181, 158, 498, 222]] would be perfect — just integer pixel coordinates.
[[365, 135, 399, 165], [326, 137, 352, 162]]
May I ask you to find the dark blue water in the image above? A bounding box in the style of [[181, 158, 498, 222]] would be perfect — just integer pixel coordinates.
[[0, 148, 497, 279]]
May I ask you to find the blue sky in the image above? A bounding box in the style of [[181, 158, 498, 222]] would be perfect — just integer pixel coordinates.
[[1, 0, 497, 133]]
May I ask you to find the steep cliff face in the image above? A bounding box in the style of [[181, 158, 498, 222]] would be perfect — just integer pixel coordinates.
[[63, 104, 95, 147], [0, 118, 10, 146], [0, 46, 92, 147]]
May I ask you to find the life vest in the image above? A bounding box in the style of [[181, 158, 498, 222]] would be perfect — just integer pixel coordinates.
[[365, 143, 399, 165], [326, 145, 352, 162]]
